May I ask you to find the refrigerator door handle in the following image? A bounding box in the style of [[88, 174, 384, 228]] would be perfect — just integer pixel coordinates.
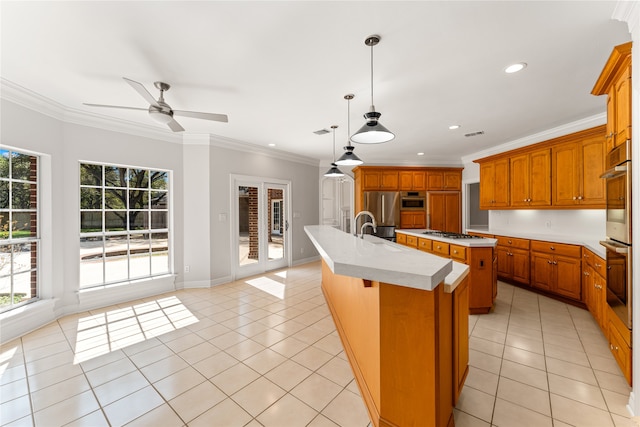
[[381, 195, 385, 224]]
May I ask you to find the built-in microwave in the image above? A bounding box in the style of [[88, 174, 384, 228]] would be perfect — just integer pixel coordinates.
[[400, 191, 426, 210]]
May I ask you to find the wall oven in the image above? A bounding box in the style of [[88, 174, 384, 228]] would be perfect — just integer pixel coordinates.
[[600, 140, 632, 329], [400, 191, 426, 210]]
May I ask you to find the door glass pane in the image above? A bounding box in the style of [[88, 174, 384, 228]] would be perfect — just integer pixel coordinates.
[[267, 187, 284, 261], [238, 186, 259, 266]]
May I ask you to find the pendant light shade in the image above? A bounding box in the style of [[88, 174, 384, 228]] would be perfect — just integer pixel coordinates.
[[336, 94, 364, 166], [324, 125, 345, 178], [351, 35, 394, 144]]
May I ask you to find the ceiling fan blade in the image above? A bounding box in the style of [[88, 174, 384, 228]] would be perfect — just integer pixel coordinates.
[[166, 118, 185, 132], [83, 103, 147, 111], [173, 110, 228, 123], [123, 77, 160, 107]]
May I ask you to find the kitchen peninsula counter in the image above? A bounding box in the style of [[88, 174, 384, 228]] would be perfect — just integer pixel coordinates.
[[305, 225, 470, 427]]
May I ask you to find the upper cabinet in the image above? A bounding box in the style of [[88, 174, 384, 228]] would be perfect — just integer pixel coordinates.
[[509, 148, 551, 208], [479, 158, 509, 209], [592, 42, 632, 153], [354, 167, 462, 193], [475, 125, 606, 210], [552, 132, 606, 207]]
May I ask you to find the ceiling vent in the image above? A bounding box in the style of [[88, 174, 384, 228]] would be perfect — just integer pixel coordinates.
[[464, 131, 485, 137], [313, 128, 330, 135]]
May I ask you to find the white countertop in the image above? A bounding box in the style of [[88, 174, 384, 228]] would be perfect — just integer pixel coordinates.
[[396, 229, 498, 247], [305, 225, 469, 292], [465, 228, 606, 259]]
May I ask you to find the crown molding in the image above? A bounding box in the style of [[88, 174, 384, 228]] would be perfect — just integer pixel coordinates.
[[1, 78, 320, 166], [613, 1, 640, 37], [460, 113, 606, 165]]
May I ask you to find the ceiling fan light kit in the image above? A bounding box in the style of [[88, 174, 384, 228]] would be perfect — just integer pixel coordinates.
[[336, 93, 364, 166], [351, 35, 395, 144], [84, 77, 228, 132]]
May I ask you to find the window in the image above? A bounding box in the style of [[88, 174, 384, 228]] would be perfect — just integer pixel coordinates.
[[79, 163, 170, 288], [0, 149, 39, 312]]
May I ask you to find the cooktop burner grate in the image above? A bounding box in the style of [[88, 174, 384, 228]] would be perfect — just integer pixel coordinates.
[[422, 231, 484, 239]]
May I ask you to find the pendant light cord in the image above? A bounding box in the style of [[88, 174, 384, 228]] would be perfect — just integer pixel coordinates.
[[370, 43, 374, 106], [347, 97, 352, 148]]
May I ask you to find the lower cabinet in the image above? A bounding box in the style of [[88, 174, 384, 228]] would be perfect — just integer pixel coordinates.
[[400, 211, 426, 229], [583, 248, 607, 331], [530, 241, 582, 301], [453, 276, 469, 404], [608, 312, 632, 385], [496, 236, 530, 285]]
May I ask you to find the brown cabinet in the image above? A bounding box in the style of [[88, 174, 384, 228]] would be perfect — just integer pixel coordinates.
[[530, 241, 582, 301], [583, 248, 606, 331], [399, 171, 426, 191], [396, 232, 495, 314], [607, 310, 632, 385], [360, 169, 399, 190], [453, 276, 469, 403], [475, 126, 606, 210], [496, 236, 530, 285], [509, 149, 551, 207], [479, 159, 509, 209], [427, 170, 462, 191], [428, 192, 461, 233], [400, 211, 426, 229], [552, 134, 606, 208], [592, 42, 632, 153]]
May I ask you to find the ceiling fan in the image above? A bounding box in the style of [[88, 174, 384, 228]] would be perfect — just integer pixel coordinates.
[[84, 77, 228, 132]]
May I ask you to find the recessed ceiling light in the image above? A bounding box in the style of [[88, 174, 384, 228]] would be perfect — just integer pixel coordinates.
[[417, 152, 425, 156], [268, 143, 276, 147], [448, 125, 460, 130], [505, 62, 527, 74]]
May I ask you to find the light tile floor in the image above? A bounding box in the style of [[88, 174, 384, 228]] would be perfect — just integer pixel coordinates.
[[0, 261, 634, 426]]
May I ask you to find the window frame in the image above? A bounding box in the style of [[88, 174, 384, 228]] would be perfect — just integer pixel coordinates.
[[0, 148, 40, 313], [79, 161, 171, 289]]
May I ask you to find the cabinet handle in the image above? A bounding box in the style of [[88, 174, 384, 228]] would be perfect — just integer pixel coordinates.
[[578, 196, 583, 200], [548, 260, 553, 264], [437, 245, 441, 249], [453, 250, 458, 254], [584, 271, 589, 276], [611, 344, 619, 351], [573, 196, 577, 200], [595, 263, 601, 268], [508, 240, 512, 244], [553, 261, 557, 265]]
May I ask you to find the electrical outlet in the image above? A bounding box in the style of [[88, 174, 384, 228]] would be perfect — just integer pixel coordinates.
[[184, 265, 190, 273]]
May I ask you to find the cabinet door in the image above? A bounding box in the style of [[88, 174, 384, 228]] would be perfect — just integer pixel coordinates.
[[614, 67, 631, 147], [427, 171, 444, 190], [580, 136, 606, 207], [606, 89, 616, 153], [399, 171, 413, 191], [412, 212, 426, 229], [554, 255, 582, 300], [479, 162, 495, 209], [380, 171, 398, 190], [511, 249, 530, 284], [444, 193, 461, 233], [412, 172, 427, 191], [552, 142, 580, 206], [584, 265, 595, 315], [362, 171, 381, 190], [509, 153, 530, 207], [531, 252, 553, 292], [496, 246, 512, 279], [400, 211, 414, 229], [529, 149, 551, 207], [444, 172, 461, 190], [428, 193, 445, 231], [493, 159, 510, 207]]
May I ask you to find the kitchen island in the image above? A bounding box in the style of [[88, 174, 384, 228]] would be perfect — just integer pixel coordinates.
[[396, 229, 498, 314], [305, 225, 470, 427]]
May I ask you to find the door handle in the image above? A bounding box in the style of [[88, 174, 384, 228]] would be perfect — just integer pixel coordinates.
[[285, 220, 289, 231]]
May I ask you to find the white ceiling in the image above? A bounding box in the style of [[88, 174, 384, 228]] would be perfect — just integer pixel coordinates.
[[0, 1, 632, 165]]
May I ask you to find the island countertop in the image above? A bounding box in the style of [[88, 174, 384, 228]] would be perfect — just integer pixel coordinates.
[[305, 225, 469, 291]]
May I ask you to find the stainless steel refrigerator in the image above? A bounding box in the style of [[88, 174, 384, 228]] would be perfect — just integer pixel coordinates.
[[362, 191, 400, 240]]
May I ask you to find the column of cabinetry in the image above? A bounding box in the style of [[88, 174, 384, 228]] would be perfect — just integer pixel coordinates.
[[509, 149, 551, 207], [530, 241, 582, 301], [496, 236, 530, 285], [592, 42, 632, 153]]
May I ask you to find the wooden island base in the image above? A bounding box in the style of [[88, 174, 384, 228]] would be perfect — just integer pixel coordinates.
[[321, 260, 468, 427]]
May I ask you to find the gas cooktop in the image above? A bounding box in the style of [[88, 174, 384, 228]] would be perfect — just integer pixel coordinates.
[[422, 231, 484, 239]]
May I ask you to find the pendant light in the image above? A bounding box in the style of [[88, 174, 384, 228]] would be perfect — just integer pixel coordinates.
[[351, 35, 395, 144], [324, 125, 345, 177], [335, 94, 364, 166]]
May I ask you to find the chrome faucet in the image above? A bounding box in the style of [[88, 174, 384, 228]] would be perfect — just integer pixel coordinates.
[[353, 210, 377, 238]]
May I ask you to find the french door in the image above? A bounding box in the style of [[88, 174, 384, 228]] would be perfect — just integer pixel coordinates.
[[232, 176, 291, 279]]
